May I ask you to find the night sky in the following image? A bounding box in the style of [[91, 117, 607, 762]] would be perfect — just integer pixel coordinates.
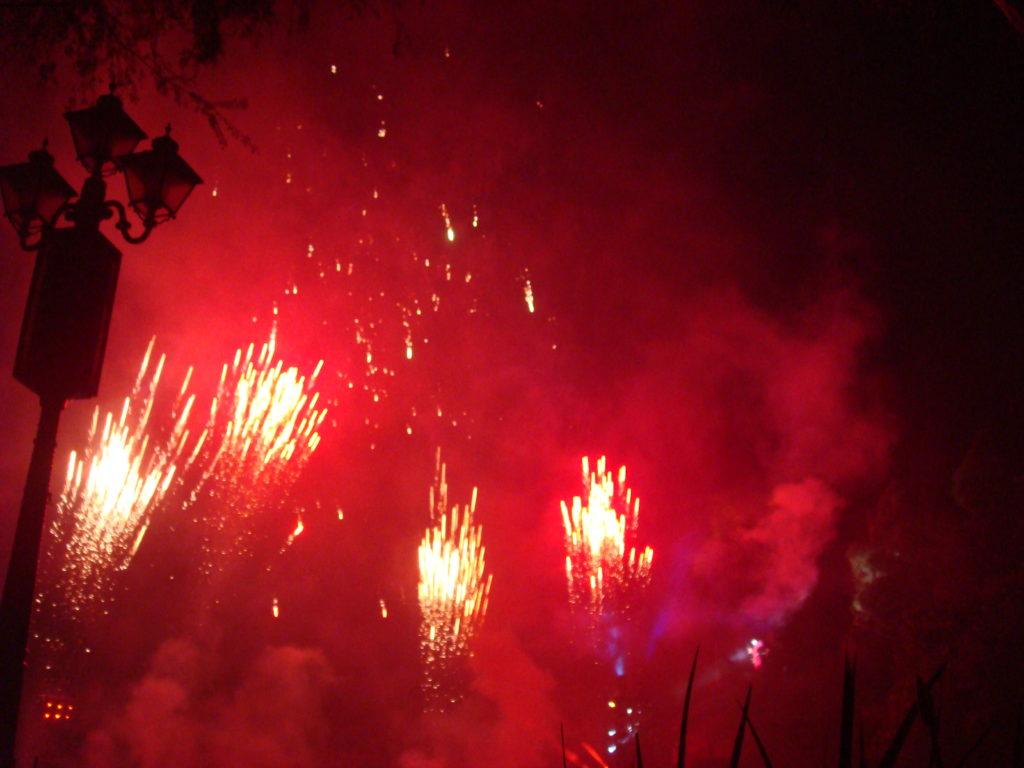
[[1, 2, 1023, 766]]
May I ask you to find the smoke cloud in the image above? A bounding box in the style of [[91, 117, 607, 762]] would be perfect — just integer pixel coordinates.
[[397, 628, 560, 768], [84, 640, 337, 768], [738, 478, 841, 626], [2, 0, 1020, 765]]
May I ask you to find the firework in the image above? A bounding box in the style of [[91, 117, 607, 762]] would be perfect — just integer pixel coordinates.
[[417, 452, 492, 705], [204, 328, 325, 494], [195, 327, 327, 507], [190, 328, 326, 567], [561, 456, 653, 619], [746, 638, 767, 669], [428, 446, 449, 521], [440, 202, 456, 242], [50, 339, 203, 610], [523, 278, 536, 313]]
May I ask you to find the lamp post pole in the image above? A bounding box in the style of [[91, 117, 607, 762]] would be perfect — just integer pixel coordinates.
[[0, 91, 200, 768], [0, 396, 62, 768], [0, 171, 119, 768]]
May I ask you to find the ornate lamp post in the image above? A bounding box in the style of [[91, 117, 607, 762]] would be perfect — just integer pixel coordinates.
[[0, 90, 201, 768]]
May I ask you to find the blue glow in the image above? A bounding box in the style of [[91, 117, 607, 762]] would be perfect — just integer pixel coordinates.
[[614, 656, 625, 677]]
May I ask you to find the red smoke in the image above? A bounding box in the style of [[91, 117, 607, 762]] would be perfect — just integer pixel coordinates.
[[2, 1, 1020, 766], [84, 640, 338, 768]]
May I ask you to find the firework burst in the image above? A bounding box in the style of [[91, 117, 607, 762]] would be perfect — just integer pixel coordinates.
[[561, 456, 653, 620], [191, 327, 327, 567], [417, 452, 492, 706], [49, 338, 203, 611], [205, 329, 325, 493]]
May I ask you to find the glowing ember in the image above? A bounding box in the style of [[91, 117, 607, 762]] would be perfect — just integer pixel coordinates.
[[440, 202, 455, 242], [747, 637, 767, 669], [429, 447, 449, 522], [403, 320, 414, 360], [417, 452, 492, 706], [280, 514, 305, 550], [52, 339, 203, 609], [561, 456, 653, 619], [523, 278, 535, 313]]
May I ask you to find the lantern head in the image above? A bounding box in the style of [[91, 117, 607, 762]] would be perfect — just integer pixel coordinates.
[[118, 128, 202, 224], [64, 93, 147, 176], [0, 144, 76, 239]]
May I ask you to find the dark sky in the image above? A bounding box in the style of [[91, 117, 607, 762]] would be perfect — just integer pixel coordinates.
[[1, 2, 1023, 766]]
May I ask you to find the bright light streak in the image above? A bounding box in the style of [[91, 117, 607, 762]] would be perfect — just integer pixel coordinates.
[[524, 279, 535, 313], [580, 742, 612, 768], [441, 203, 455, 242], [281, 514, 305, 551], [404, 321, 414, 360]]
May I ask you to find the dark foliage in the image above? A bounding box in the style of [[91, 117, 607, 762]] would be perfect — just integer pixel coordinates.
[[0, 0, 394, 146], [677, 647, 698, 768], [728, 685, 751, 768], [840, 656, 856, 768], [578, 660, 1024, 767], [743, 708, 775, 768]]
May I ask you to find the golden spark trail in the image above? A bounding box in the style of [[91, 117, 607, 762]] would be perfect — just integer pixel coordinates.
[[205, 329, 325, 491], [53, 339, 203, 609], [417, 452, 492, 706], [192, 328, 327, 566], [561, 456, 653, 618], [440, 202, 455, 242], [523, 278, 535, 313], [199, 329, 325, 504]]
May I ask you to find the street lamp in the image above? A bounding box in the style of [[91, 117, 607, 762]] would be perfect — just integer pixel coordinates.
[[0, 90, 200, 768], [0, 144, 75, 244]]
